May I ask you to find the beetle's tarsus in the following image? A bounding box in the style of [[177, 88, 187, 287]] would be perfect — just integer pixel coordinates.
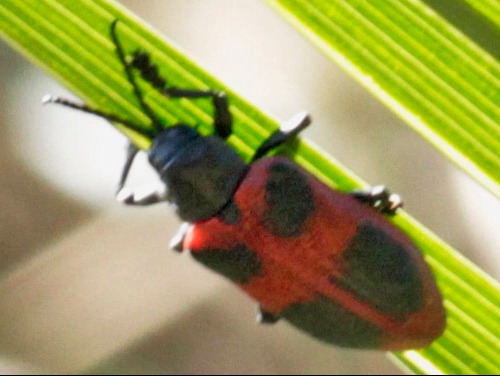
[[349, 185, 403, 215], [115, 142, 166, 206]]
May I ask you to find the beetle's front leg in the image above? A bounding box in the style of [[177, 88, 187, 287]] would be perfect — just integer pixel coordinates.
[[130, 51, 232, 139], [115, 142, 167, 206], [349, 185, 403, 215], [116, 185, 167, 206]]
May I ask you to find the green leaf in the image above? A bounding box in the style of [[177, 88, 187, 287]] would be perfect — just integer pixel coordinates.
[[267, 0, 500, 198], [0, 0, 498, 374], [460, 0, 500, 28]]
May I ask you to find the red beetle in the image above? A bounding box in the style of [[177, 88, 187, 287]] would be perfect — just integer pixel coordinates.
[[45, 21, 445, 350]]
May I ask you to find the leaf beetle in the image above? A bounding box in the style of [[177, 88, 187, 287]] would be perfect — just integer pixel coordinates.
[[44, 20, 445, 350]]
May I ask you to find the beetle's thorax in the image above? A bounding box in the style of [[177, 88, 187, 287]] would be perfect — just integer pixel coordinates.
[[148, 125, 247, 222]]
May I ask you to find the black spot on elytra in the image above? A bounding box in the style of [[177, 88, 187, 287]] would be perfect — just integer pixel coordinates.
[[191, 244, 262, 284], [264, 162, 315, 237], [330, 221, 423, 318], [217, 199, 240, 224], [282, 295, 383, 348]]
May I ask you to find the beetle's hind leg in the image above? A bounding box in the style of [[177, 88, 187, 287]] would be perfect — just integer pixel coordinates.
[[349, 185, 403, 215]]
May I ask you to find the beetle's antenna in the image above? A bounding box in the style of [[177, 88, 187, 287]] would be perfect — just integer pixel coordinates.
[[42, 95, 155, 138], [110, 20, 162, 133]]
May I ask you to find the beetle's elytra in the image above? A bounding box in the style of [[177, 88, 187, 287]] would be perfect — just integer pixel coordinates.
[[44, 20, 445, 350]]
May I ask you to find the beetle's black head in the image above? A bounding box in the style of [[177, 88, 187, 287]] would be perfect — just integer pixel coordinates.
[[148, 125, 247, 222]]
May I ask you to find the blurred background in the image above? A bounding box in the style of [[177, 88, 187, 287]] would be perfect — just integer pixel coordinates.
[[0, 0, 498, 374]]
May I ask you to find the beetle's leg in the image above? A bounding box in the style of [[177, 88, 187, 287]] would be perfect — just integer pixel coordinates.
[[349, 185, 403, 215], [256, 306, 281, 324], [130, 51, 232, 139], [251, 112, 311, 162], [169, 222, 191, 253], [165, 88, 231, 139], [116, 142, 167, 206], [116, 142, 139, 194]]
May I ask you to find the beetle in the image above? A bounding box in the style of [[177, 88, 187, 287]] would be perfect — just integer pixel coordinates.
[[44, 20, 445, 350]]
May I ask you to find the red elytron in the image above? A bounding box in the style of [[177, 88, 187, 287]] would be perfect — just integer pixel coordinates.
[[185, 157, 445, 350]]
